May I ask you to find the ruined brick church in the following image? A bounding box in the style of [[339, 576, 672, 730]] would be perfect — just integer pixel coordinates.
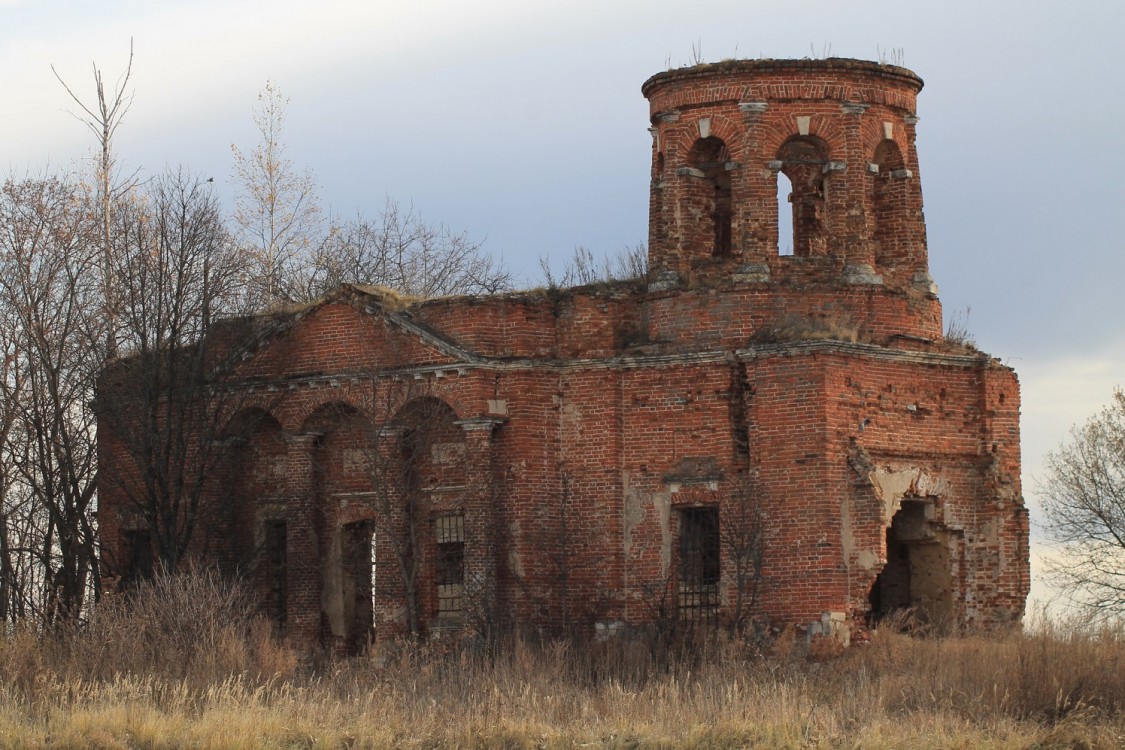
[[99, 59, 1029, 652]]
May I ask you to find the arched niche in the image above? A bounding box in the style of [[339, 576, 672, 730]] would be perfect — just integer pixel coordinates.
[[223, 407, 286, 477], [871, 139, 910, 265], [222, 407, 287, 625], [393, 397, 465, 496], [302, 401, 378, 653], [302, 401, 377, 499], [222, 409, 285, 549]]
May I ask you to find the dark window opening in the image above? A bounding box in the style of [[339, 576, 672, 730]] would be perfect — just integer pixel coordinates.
[[678, 506, 720, 623], [342, 520, 374, 654], [120, 529, 153, 589], [711, 171, 732, 256], [687, 137, 733, 257], [264, 520, 287, 632], [435, 514, 465, 624]]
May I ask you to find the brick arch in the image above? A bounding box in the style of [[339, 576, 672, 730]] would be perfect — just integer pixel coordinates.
[[301, 400, 377, 493], [298, 399, 372, 436], [392, 396, 465, 493], [221, 406, 285, 490], [223, 406, 282, 439], [760, 115, 844, 163], [663, 114, 744, 166], [698, 112, 743, 159], [682, 135, 735, 257], [393, 395, 462, 429], [859, 118, 911, 162], [871, 139, 906, 171]]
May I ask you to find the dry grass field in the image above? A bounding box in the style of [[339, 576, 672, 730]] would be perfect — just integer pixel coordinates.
[[1, 574, 1122, 749]]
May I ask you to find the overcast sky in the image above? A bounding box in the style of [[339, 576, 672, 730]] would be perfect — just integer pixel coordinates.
[[3, 0, 1123, 615]]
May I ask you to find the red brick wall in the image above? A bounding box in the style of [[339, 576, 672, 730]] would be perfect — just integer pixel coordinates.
[[643, 59, 927, 285], [97, 59, 1027, 651]]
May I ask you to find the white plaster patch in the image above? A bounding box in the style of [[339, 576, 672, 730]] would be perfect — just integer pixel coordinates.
[[506, 520, 522, 579], [342, 448, 369, 473], [431, 442, 466, 464], [698, 117, 711, 139], [870, 465, 950, 524], [622, 473, 644, 555], [796, 116, 811, 136], [856, 549, 880, 571], [560, 401, 582, 437], [883, 121, 894, 139]]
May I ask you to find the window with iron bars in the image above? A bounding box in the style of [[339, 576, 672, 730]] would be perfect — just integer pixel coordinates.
[[434, 514, 465, 624], [678, 506, 720, 623], [120, 528, 153, 590], [263, 520, 287, 632]]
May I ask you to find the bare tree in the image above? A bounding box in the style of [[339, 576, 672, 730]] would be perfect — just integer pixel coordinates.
[[232, 83, 509, 304], [97, 169, 251, 574], [1040, 388, 1125, 620], [308, 199, 512, 299], [231, 81, 323, 306], [0, 176, 103, 623], [52, 41, 136, 357], [527, 470, 611, 633], [0, 275, 27, 623], [720, 473, 767, 633]]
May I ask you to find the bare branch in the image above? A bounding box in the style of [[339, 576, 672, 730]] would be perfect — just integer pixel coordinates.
[[1040, 388, 1125, 620], [51, 39, 137, 358]]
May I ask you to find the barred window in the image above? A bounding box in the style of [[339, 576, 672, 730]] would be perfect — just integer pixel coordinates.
[[435, 514, 465, 623], [120, 528, 153, 589], [678, 507, 719, 623], [264, 520, 287, 631]]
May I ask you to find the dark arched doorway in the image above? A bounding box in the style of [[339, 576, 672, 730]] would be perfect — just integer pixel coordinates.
[[869, 499, 954, 627]]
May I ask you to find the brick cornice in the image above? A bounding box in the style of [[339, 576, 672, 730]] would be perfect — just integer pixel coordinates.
[[213, 340, 1002, 396]]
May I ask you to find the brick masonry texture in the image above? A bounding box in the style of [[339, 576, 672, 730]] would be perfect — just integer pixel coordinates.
[[98, 59, 1028, 652]]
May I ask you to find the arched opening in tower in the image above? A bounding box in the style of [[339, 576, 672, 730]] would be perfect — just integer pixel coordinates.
[[776, 137, 828, 257], [687, 136, 732, 257], [776, 171, 794, 256], [868, 499, 954, 628]]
